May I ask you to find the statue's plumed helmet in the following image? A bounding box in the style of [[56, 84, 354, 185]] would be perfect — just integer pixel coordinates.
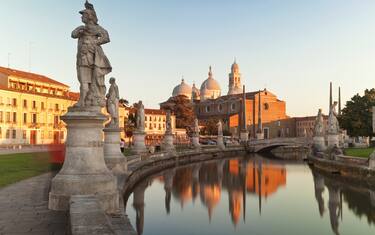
[[79, 0, 98, 24]]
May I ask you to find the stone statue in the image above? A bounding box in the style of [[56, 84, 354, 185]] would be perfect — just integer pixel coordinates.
[[217, 120, 223, 136], [328, 102, 339, 135], [136, 101, 145, 132], [314, 109, 324, 137], [72, 0, 112, 107], [166, 110, 172, 134], [194, 118, 199, 135], [105, 77, 119, 127]]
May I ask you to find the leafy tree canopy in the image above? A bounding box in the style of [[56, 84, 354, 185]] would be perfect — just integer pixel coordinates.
[[339, 89, 375, 137], [161, 95, 195, 129]]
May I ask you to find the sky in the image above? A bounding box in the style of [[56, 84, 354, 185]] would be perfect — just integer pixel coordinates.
[[1, 0, 375, 116]]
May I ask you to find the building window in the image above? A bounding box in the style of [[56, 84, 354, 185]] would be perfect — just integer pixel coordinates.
[[41, 102, 45, 110], [32, 101, 37, 109], [23, 130, 27, 139], [158, 124, 161, 130], [32, 114, 37, 124], [0, 111, 3, 123], [149, 116, 152, 121], [205, 106, 210, 113], [149, 123, 152, 129], [0, 127, 2, 138], [6, 112, 10, 123], [23, 113, 27, 124], [23, 99, 27, 108], [6, 129, 10, 139], [231, 103, 236, 111], [154, 123, 156, 128], [218, 104, 223, 112], [55, 103, 59, 111], [13, 112, 17, 123], [12, 129, 16, 139], [12, 98, 17, 107]]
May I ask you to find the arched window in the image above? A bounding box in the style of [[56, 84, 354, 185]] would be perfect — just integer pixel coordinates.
[[218, 104, 223, 112], [206, 106, 210, 113], [231, 103, 236, 111]]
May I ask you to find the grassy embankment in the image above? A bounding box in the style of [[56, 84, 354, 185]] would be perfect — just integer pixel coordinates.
[[344, 147, 374, 158], [0, 152, 52, 188]]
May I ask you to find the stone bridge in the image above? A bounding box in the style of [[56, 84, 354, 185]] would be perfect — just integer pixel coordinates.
[[246, 137, 310, 153]]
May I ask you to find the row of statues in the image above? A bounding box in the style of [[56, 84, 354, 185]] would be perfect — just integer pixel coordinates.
[[314, 102, 340, 137]]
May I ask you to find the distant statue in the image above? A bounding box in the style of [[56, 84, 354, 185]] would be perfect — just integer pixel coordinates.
[[314, 109, 324, 137], [217, 120, 223, 136], [165, 110, 172, 134], [136, 101, 145, 132], [72, 0, 112, 107], [328, 102, 339, 135], [105, 77, 119, 127], [194, 118, 199, 135]]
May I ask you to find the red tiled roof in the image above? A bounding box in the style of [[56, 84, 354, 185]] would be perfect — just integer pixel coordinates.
[[0, 66, 68, 88]]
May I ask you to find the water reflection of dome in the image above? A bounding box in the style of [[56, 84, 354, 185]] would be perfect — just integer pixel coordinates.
[[229, 190, 242, 225], [172, 168, 193, 207], [172, 78, 192, 99], [201, 184, 221, 220]]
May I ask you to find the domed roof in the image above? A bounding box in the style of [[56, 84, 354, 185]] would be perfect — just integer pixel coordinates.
[[200, 66, 221, 92], [172, 79, 192, 98]]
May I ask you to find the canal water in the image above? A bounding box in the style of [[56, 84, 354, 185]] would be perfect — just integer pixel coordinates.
[[125, 154, 375, 235]]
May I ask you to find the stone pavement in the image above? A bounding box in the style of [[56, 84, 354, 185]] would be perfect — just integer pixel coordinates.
[[0, 173, 68, 235]]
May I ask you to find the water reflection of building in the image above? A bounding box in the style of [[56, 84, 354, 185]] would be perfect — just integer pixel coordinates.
[[312, 171, 325, 217]]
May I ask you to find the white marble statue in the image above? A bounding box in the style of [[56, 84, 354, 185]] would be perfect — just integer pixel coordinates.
[[136, 101, 145, 132], [166, 110, 172, 134], [194, 118, 199, 135], [105, 77, 119, 127], [328, 102, 339, 135], [217, 120, 223, 136], [72, 0, 112, 107], [314, 109, 324, 137]]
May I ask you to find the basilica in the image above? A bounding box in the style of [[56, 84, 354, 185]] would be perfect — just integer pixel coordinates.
[[164, 61, 295, 139]]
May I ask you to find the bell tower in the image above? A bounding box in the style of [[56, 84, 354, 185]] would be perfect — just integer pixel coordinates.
[[228, 59, 242, 95]]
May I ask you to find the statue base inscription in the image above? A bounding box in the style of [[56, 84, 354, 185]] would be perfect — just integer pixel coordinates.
[[48, 106, 119, 213], [103, 127, 127, 174], [132, 131, 147, 154], [256, 132, 264, 140]]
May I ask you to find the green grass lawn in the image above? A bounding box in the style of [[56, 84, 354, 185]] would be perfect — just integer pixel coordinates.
[[344, 147, 374, 158], [0, 152, 52, 188]]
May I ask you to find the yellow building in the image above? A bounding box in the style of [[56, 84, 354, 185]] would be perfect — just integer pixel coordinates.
[[0, 66, 78, 146]]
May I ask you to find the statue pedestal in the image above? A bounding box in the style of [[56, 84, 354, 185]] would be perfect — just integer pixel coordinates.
[[132, 131, 147, 154], [191, 134, 200, 149], [256, 132, 264, 140], [103, 127, 127, 173], [240, 130, 249, 142], [327, 134, 339, 148], [48, 106, 119, 213], [162, 133, 175, 152], [313, 136, 326, 152], [217, 135, 225, 150]]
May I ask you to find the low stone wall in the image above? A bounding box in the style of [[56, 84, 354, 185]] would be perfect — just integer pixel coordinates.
[[69, 146, 245, 235], [308, 155, 375, 187], [271, 146, 309, 160]]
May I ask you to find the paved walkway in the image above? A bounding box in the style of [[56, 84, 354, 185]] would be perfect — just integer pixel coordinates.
[[0, 173, 68, 235]]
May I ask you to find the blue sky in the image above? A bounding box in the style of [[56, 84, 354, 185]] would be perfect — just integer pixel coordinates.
[[1, 0, 375, 116]]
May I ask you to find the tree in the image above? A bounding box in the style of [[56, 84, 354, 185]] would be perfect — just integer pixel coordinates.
[[161, 95, 195, 129], [200, 118, 219, 135], [124, 112, 136, 147], [339, 89, 375, 137]]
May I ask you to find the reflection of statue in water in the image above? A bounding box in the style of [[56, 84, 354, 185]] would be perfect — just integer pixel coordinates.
[[328, 102, 339, 135], [328, 184, 341, 235], [312, 171, 325, 216], [72, 0, 112, 107], [136, 101, 145, 132], [314, 109, 324, 137], [105, 77, 119, 127]]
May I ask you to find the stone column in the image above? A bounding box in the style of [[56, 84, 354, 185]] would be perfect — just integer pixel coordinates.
[[217, 134, 225, 150], [103, 127, 127, 173], [48, 106, 119, 213], [255, 90, 264, 140]]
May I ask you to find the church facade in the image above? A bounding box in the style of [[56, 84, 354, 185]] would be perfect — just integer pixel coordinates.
[[166, 61, 296, 139]]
